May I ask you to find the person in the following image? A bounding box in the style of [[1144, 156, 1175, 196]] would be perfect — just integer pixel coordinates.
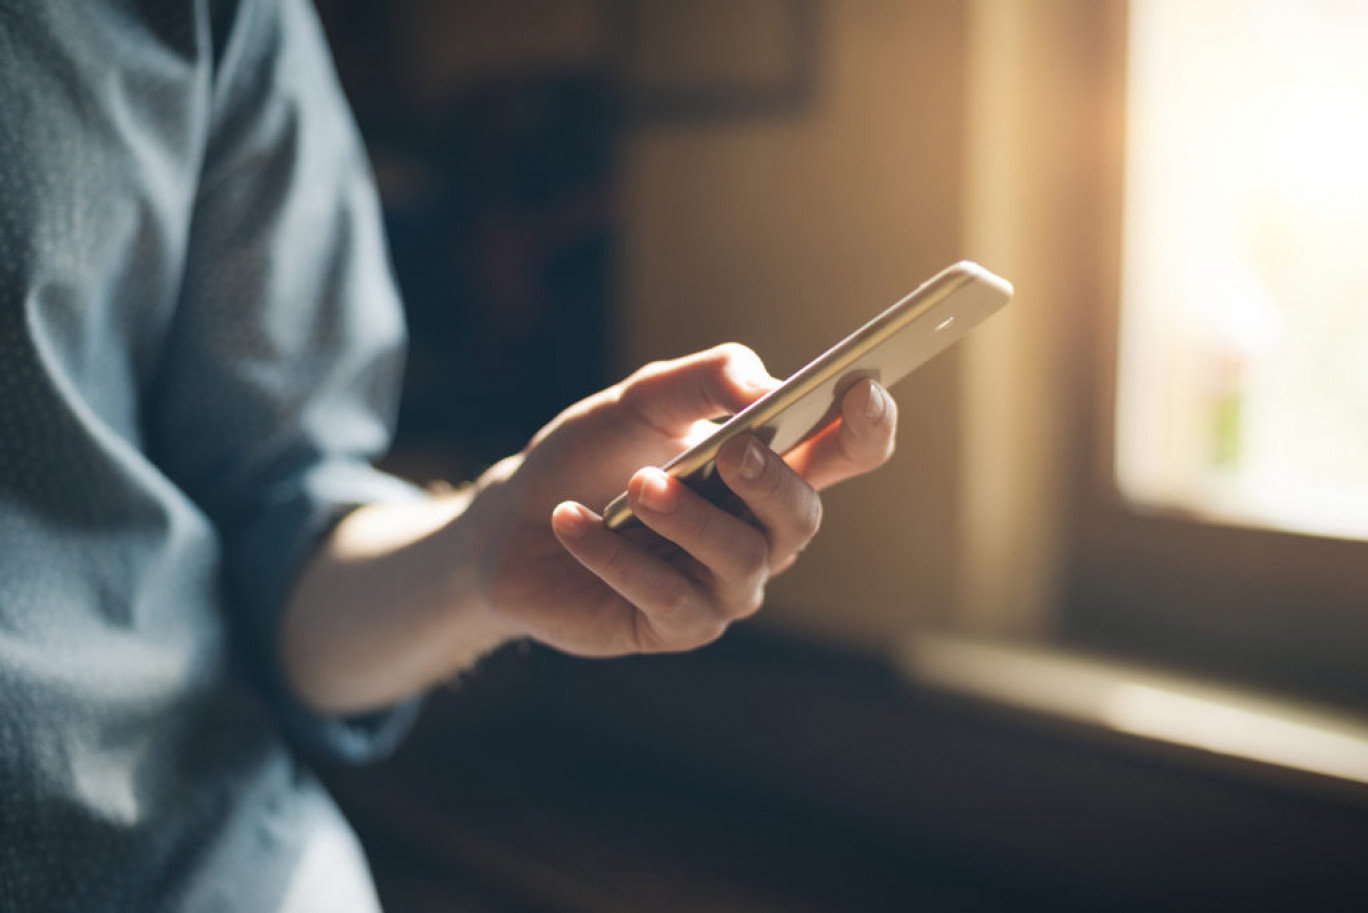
[[0, 1, 897, 910]]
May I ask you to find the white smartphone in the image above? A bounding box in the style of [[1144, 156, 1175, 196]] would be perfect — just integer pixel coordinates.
[[602, 260, 1013, 530]]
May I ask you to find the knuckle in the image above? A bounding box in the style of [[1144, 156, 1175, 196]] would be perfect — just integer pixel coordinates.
[[715, 344, 768, 398], [798, 492, 823, 540], [714, 341, 759, 367], [726, 583, 765, 621], [717, 555, 768, 621], [631, 611, 666, 653], [622, 360, 665, 394], [701, 618, 730, 646], [735, 529, 770, 578], [655, 581, 696, 625], [617, 372, 656, 413], [684, 615, 729, 650], [743, 587, 766, 617], [638, 358, 671, 380], [600, 541, 631, 579]]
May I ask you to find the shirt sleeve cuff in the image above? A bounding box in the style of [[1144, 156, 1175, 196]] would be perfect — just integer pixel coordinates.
[[227, 460, 430, 764]]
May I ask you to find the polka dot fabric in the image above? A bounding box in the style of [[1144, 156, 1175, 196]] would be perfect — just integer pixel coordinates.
[[0, 1, 421, 909]]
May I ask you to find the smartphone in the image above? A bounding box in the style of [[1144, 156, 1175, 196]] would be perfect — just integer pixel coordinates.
[[602, 260, 1013, 530]]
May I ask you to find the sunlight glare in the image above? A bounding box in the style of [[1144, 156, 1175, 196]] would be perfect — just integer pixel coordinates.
[[1116, 0, 1368, 541]]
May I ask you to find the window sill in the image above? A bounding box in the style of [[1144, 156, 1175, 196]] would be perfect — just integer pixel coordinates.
[[899, 632, 1368, 804]]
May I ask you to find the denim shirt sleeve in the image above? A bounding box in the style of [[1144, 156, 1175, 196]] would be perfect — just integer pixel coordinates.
[[145, 0, 425, 762]]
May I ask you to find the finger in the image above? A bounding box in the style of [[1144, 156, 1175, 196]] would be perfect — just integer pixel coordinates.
[[618, 343, 779, 437], [550, 501, 727, 651], [715, 435, 823, 570], [627, 467, 769, 619], [785, 378, 897, 491]]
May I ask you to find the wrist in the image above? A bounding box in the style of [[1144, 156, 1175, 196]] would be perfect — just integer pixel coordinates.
[[282, 480, 521, 714], [455, 453, 531, 644]]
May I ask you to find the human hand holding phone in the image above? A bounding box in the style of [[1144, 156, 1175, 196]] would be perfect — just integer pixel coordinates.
[[471, 261, 1008, 658], [465, 341, 898, 657]]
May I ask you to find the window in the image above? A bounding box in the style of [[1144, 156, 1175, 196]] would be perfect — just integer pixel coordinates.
[[1117, 0, 1368, 542], [1036, 0, 1368, 707]]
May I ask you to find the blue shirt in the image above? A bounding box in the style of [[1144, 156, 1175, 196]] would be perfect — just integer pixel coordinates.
[[0, 1, 424, 908]]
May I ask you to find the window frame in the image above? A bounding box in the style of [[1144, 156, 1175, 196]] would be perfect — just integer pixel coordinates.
[[1056, 0, 1368, 708]]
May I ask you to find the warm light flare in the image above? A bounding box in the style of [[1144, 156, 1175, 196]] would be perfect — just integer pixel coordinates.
[[1116, 0, 1368, 540], [1103, 684, 1368, 784]]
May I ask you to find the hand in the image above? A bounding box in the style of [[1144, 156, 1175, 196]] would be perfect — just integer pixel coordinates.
[[471, 343, 898, 657]]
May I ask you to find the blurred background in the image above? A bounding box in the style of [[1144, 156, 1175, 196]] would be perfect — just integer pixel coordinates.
[[312, 1, 1368, 910]]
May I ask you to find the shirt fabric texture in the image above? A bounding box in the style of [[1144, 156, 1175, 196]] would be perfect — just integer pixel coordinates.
[[0, 1, 424, 908]]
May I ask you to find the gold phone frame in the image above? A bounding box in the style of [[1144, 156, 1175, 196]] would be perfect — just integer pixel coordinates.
[[602, 260, 1013, 529]]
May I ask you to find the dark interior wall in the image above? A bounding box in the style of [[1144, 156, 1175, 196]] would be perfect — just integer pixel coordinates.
[[317, 1, 618, 475]]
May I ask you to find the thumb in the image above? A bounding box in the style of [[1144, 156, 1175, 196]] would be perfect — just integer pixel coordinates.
[[618, 343, 778, 436]]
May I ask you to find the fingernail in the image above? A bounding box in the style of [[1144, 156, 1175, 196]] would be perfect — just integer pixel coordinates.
[[554, 502, 592, 539], [865, 381, 888, 421], [637, 468, 676, 513], [739, 440, 765, 481]]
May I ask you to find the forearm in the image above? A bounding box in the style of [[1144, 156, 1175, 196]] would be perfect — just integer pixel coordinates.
[[278, 477, 519, 715]]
